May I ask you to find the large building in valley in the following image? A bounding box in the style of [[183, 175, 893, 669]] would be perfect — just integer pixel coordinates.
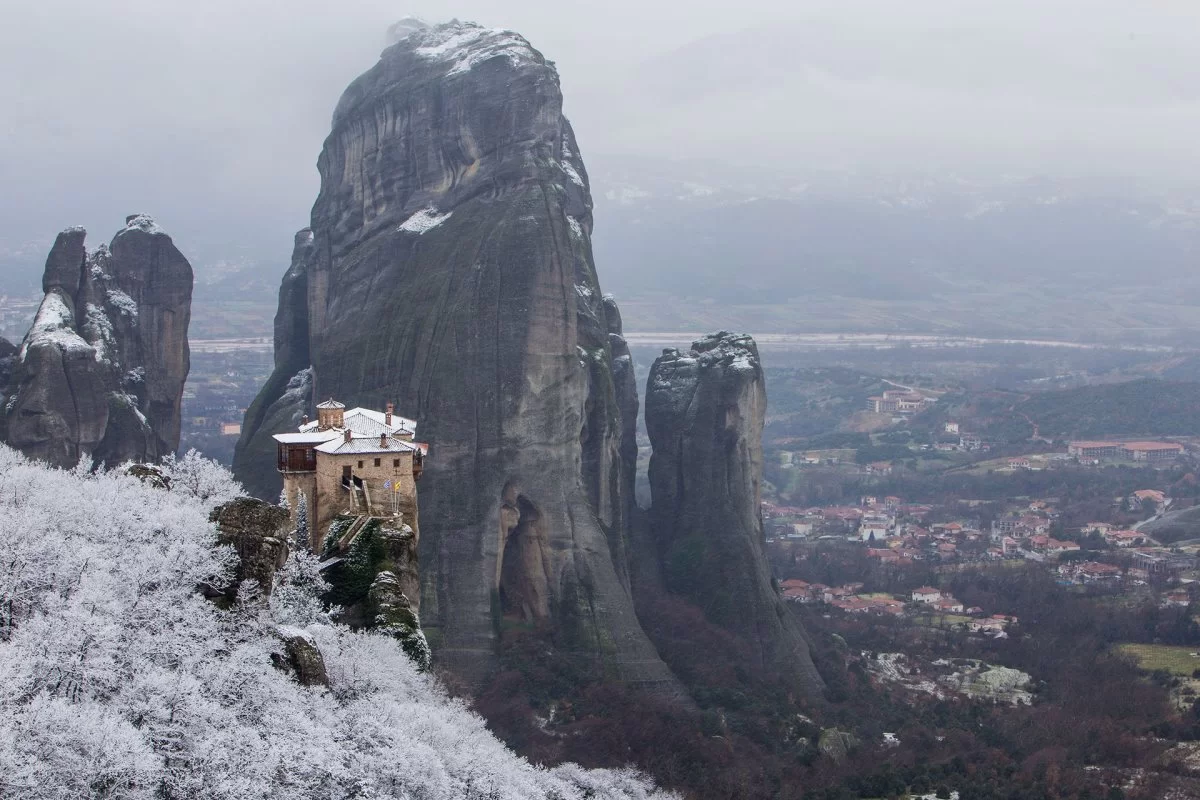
[[274, 399, 427, 550], [1068, 440, 1183, 463]]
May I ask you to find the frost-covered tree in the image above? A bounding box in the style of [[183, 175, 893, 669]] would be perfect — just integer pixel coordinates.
[[272, 548, 335, 628], [294, 491, 309, 551], [0, 444, 677, 800], [160, 448, 244, 507]]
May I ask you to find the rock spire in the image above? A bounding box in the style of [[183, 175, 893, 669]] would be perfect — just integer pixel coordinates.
[[234, 21, 681, 692], [645, 332, 826, 698], [2, 216, 192, 468]]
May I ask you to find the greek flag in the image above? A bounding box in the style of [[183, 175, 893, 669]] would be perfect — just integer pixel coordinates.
[[383, 480, 392, 490]]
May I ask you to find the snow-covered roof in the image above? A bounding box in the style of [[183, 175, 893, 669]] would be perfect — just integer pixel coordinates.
[[273, 431, 341, 445], [298, 406, 416, 437], [316, 398, 346, 409], [350, 407, 417, 433], [314, 436, 425, 456]]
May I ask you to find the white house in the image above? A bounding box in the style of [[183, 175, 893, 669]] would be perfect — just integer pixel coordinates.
[[912, 586, 942, 604]]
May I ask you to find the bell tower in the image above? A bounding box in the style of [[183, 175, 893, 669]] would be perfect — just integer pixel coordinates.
[[316, 398, 346, 430]]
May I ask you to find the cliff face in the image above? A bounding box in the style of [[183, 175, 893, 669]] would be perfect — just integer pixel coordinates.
[[2, 216, 192, 468], [645, 332, 826, 698], [234, 21, 678, 691], [232, 229, 314, 496]]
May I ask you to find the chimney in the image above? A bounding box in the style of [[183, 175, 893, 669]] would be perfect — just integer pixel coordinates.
[[385, 402, 394, 427], [301, 414, 309, 426], [380, 433, 388, 448], [344, 429, 352, 444]]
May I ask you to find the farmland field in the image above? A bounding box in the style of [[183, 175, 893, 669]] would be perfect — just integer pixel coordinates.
[[1117, 643, 1200, 676]]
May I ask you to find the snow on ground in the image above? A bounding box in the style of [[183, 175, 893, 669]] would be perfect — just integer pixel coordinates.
[[0, 446, 678, 800], [604, 186, 652, 205], [868, 652, 1034, 706]]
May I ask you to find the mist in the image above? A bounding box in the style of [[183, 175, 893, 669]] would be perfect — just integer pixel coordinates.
[[2, 0, 1199, 288]]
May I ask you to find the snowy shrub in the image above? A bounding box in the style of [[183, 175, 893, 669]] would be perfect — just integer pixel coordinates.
[[0, 445, 676, 800], [159, 448, 244, 507]]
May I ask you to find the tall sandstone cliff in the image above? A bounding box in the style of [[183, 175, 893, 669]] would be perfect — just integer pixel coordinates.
[[234, 21, 679, 691], [645, 332, 826, 699], [1, 216, 192, 468]]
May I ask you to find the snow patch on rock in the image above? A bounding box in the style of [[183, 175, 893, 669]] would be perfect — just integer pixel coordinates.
[[122, 214, 166, 235], [82, 304, 116, 363], [106, 288, 138, 318], [88, 246, 112, 280], [561, 160, 585, 188], [411, 23, 537, 77], [398, 207, 453, 234], [19, 293, 91, 362]]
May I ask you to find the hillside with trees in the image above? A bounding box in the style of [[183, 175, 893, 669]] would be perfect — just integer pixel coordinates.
[[1019, 378, 1200, 438], [0, 447, 673, 800]]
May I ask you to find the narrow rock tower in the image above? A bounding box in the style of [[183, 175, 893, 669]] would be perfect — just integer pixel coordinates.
[[646, 332, 826, 699], [1, 216, 192, 468], [235, 21, 680, 692]]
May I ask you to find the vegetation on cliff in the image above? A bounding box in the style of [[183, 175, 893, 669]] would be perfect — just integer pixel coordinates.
[[0, 445, 674, 799]]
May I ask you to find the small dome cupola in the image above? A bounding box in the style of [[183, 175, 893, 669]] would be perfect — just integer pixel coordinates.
[[316, 398, 346, 430]]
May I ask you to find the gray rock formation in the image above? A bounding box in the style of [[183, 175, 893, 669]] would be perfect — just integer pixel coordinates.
[[210, 497, 291, 597], [645, 332, 826, 698], [273, 628, 330, 687], [232, 230, 314, 495], [2, 216, 192, 468], [321, 516, 420, 628], [234, 21, 680, 692], [370, 570, 432, 671]]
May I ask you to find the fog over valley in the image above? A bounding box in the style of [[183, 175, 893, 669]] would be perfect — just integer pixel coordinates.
[[3, 0, 1200, 341]]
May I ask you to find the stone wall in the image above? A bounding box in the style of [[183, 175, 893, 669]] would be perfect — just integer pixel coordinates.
[[313, 449, 418, 549]]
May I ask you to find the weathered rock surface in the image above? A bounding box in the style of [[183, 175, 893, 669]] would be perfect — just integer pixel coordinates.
[[210, 497, 291, 596], [232, 230, 314, 498], [273, 627, 330, 687], [322, 516, 420, 627], [235, 21, 678, 692], [370, 570, 432, 671], [1, 217, 192, 468], [645, 332, 826, 698]]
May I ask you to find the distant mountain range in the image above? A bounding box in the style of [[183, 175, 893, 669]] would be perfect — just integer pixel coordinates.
[[3, 162, 1198, 342], [587, 156, 1200, 303]]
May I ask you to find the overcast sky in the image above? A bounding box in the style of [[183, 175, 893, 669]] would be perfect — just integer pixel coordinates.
[[2, 0, 1199, 274]]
